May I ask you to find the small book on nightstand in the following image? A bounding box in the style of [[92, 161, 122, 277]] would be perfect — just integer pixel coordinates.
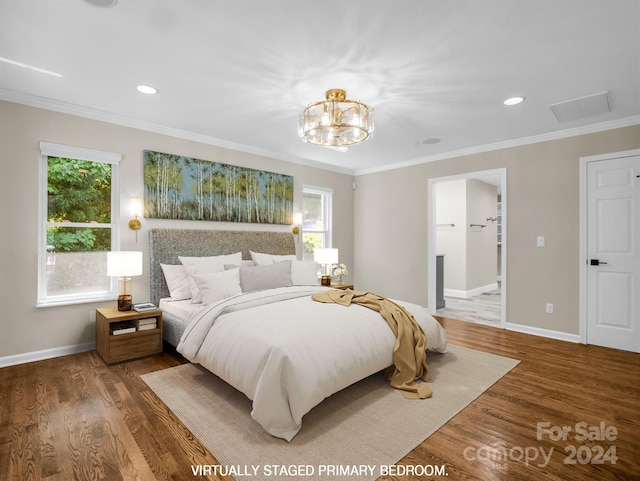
[[110, 321, 136, 335], [132, 302, 157, 312], [136, 317, 157, 331]]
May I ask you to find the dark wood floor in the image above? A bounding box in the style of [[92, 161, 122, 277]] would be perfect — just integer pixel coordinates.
[[1, 317, 638, 481]]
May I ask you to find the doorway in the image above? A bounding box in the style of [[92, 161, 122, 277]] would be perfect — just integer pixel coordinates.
[[427, 168, 507, 328], [580, 149, 640, 352]]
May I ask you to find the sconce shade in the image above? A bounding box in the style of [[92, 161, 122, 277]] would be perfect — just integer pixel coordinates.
[[107, 251, 143, 277], [130, 197, 142, 217], [292, 212, 303, 236]]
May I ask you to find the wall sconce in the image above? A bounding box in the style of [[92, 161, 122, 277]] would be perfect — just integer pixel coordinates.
[[129, 197, 142, 241], [292, 212, 302, 241]]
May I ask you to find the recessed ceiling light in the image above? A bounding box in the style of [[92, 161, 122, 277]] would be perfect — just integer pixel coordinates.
[[504, 96, 525, 106], [136, 85, 158, 95], [82, 0, 118, 7]]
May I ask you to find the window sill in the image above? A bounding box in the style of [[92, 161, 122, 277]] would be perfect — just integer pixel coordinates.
[[36, 294, 117, 308]]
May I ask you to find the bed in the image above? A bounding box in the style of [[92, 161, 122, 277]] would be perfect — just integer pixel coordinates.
[[149, 228, 297, 345], [149, 228, 448, 441]]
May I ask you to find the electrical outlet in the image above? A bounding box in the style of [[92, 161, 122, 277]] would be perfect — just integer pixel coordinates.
[[537, 236, 546, 247], [545, 303, 554, 314]]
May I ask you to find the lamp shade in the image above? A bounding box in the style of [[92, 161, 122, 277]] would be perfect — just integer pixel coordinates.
[[107, 251, 143, 277], [314, 248, 339, 265]]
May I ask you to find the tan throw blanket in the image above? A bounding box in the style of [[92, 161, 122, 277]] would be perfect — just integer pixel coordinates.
[[312, 290, 432, 399]]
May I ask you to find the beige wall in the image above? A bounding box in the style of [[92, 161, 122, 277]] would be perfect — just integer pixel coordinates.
[[0, 101, 355, 361], [354, 124, 640, 335], [2, 98, 640, 358]]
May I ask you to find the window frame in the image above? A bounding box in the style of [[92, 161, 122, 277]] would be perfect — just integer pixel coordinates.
[[302, 185, 333, 259], [37, 141, 122, 307]]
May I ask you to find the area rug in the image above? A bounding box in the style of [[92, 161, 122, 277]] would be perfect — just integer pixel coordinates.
[[141, 344, 519, 481]]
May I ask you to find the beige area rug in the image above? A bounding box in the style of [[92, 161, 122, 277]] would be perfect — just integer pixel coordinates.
[[141, 345, 519, 481]]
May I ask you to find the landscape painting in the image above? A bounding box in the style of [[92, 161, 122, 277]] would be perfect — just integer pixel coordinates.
[[143, 150, 293, 224]]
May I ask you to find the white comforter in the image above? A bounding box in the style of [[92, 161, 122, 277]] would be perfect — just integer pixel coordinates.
[[177, 286, 448, 441]]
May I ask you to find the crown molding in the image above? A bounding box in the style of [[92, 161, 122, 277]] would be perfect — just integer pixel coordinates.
[[0, 89, 354, 176], [3, 89, 640, 178], [354, 115, 640, 176]]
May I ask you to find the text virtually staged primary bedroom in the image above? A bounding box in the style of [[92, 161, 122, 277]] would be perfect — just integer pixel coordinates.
[[1, 1, 640, 481]]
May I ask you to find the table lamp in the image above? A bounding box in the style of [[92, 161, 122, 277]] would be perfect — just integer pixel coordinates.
[[314, 248, 338, 286], [107, 251, 143, 311]]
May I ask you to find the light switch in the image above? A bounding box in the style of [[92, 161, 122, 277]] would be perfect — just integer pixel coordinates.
[[537, 236, 546, 247]]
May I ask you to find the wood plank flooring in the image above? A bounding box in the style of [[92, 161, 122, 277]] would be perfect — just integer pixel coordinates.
[[1, 318, 638, 481]]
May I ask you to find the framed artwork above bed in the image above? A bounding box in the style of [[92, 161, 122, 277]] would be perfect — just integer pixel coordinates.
[[143, 150, 293, 224]]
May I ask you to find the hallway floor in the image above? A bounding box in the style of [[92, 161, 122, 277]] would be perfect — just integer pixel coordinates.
[[435, 287, 501, 325]]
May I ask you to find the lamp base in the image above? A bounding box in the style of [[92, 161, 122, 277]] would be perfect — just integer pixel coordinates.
[[117, 294, 132, 311], [320, 275, 332, 286]]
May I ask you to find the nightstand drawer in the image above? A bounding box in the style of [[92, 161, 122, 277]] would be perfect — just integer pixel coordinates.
[[108, 330, 162, 364]]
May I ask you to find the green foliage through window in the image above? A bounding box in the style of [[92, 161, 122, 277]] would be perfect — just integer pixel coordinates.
[[47, 157, 112, 252]]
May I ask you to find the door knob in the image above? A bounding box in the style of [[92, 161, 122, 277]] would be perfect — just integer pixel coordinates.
[[590, 259, 608, 266]]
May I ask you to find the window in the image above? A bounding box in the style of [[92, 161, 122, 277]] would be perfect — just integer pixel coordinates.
[[301, 185, 333, 261], [38, 142, 121, 306]]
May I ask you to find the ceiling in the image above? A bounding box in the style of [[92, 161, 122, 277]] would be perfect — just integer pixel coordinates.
[[1, 0, 639, 175]]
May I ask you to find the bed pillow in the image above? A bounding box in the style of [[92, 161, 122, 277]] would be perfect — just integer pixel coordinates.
[[250, 251, 297, 266], [289, 260, 318, 285], [234, 260, 293, 292], [160, 263, 192, 300], [179, 252, 242, 271], [190, 269, 242, 305], [182, 262, 231, 304]]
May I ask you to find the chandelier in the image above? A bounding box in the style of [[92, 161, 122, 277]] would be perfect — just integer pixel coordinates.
[[298, 89, 374, 147]]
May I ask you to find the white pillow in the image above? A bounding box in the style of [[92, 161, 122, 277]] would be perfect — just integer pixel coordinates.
[[179, 252, 242, 270], [191, 269, 242, 305], [290, 260, 318, 285], [182, 263, 227, 303], [250, 250, 297, 266], [160, 264, 192, 300]]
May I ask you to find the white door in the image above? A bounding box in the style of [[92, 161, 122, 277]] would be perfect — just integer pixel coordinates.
[[586, 154, 640, 352]]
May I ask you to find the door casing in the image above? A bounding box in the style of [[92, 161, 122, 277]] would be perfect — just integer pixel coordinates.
[[427, 167, 507, 328]]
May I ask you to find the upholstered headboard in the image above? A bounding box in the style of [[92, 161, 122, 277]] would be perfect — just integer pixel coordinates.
[[148, 228, 296, 305]]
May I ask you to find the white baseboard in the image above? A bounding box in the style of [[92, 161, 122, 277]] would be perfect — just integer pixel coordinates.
[[505, 323, 580, 344], [444, 282, 499, 299], [0, 342, 95, 368]]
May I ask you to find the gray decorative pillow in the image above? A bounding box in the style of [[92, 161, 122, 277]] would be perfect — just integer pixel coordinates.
[[230, 260, 293, 292]]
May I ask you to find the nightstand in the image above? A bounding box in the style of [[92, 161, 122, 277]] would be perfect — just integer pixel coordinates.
[[330, 283, 354, 290], [95, 306, 163, 365]]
